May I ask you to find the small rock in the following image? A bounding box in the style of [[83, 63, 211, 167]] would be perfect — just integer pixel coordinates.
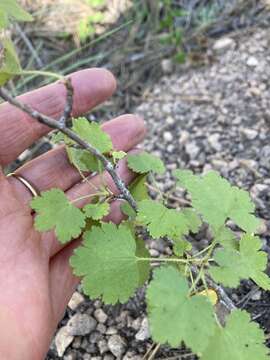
[[179, 130, 189, 146], [163, 131, 173, 142], [83, 355, 93, 360], [149, 249, 159, 257], [257, 220, 268, 235], [98, 339, 109, 354], [68, 291, 84, 310], [64, 353, 77, 360], [213, 37, 235, 53], [167, 144, 174, 153], [211, 159, 227, 170], [240, 128, 258, 140], [131, 318, 141, 331], [249, 86, 261, 96], [55, 326, 74, 357], [135, 317, 150, 341], [246, 56, 259, 67], [106, 327, 118, 335], [104, 354, 115, 360], [203, 164, 213, 173], [185, 142, 200, 159], [161, 59, 174, 74], [251, 290, 262, 301], [89, 331, 103, 344], [208, 133, 222, 151], [108, 335, 127, 358], [94, 300, 102, 308], [123, 351, 142, 360], [72, 337, 81, 349], [251, 184, 269, 198], [166, 116, 175, 125], [96, 323, 107, 334], [94, 308, 108, 324], [67, 314, 97, 336]]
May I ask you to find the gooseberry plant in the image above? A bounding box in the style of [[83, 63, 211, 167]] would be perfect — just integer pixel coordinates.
[[1, 2, 270, 359]]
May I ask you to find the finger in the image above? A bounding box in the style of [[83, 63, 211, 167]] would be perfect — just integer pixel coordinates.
[[49, 200, 125, 320], [0, 68, 116, 166], [45, 154, 137, 258], [7, 115, 145, 204]]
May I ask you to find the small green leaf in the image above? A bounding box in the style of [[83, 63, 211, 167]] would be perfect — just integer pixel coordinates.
[[83, 203, 110, 220], [50, 131, 65, 144], [201, 310, 269, 360], [147, 266, 216, 353], [72, 117, 112, 153], [209, 234, 270, 290], [111, 150, 126, 163], [31, 189, 85, 243], [127, 152, 165, 175], [70, 223, 147, 304]]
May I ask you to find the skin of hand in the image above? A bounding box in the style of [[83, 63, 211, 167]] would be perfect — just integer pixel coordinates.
[[0, 68, 145, 360]]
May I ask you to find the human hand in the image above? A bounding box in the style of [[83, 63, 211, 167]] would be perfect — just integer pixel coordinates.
[[0, 69, 145, 360]]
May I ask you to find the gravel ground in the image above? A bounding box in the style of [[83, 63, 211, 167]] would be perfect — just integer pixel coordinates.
[[46, 26, 270, 359]]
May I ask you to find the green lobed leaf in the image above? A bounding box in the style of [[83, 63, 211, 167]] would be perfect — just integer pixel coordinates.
[[31, 189, 85, 243], [0, 38, 22, 85], [72, 117, 112, 153], [83, 202, 110, 220], [209, 234, 270, 290], [127, 152, 165, 175], [146, 266, 216, 354], [213, 226, 238, 250], [66, 147, 100, 172], [0, 0, 33, 24], [174, 170, 261, 233], [111, 150, 126, 163], [201, 310, 269, 360], [70, 223, 150, 304], [136, 199, 189, 240]]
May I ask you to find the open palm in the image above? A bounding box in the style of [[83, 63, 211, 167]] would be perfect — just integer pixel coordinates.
[[0, 69, 145, 359]]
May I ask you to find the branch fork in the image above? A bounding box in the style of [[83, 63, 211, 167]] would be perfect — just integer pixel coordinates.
[[0, 80, 234, 312]]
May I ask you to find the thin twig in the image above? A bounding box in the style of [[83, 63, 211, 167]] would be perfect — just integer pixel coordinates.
[[0, 86, 137, 211], [59, 78, 74, 127], [147, 343, 160, 360], [15, 23, 44, 69]]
